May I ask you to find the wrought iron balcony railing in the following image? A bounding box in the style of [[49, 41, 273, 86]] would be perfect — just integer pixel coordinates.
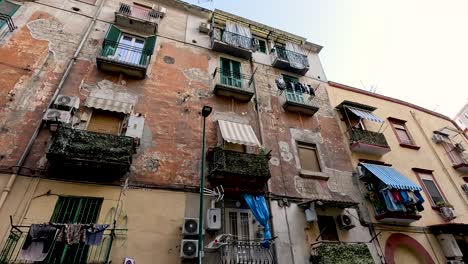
[[218, 240, 276, 264], [116, 3, 162, 23], [211, 28, 253, 59], [280, 91, 319, 115], [0, 225, 124, 264], [271, 47, 309, 70], [349, 128, 389, 148], [213, 68, 254, 101], [98, 40, 151, 68]]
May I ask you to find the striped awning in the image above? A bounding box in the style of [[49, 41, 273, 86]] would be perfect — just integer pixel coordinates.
[[85, 97, 133, 114], [345, 106, 384, 123], [360, 163, 422, 191], [218, 120, 260, 146]]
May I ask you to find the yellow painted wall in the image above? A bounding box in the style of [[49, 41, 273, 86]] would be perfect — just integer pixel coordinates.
[[327, 84, 468, 263], [0, 176, 187, 264]]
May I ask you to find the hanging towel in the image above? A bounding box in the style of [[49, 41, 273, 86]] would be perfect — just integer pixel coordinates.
[[85, 224, 109, 246], [19, 224, 57, 261], [390, 189, 402, 202], [414, 190, 425, 203], [399, 190, 410, 204], [57, 224, 86, 245], [407, 191, 419, 203], [242, 194, 272, 248]]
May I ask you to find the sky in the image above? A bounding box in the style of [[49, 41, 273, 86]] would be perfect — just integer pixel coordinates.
[[183, 0, 468, 118]]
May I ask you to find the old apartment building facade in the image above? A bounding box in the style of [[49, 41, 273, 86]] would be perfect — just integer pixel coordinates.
[[0, 0, 466, 263]]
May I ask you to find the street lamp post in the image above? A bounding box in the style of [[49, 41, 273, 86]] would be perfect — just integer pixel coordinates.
[[198, 105, 212, 264]]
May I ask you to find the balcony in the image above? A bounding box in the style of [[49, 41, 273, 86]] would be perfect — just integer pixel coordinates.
[[271, 47, 309, 75], [0, 225, 122, 264], [349, 129, 391, 156], [212, 68, 254, 102], [46, 128, 135, 179], [115, 3, 161, 34], [310, 241, 374, 264], [280, 91, 319, 115], [218, 239, 275, 264], [452, 154, 468, 173], [211, 28, 253, 59], [207, 147, 270, 192], [96, 40, 151, 79]]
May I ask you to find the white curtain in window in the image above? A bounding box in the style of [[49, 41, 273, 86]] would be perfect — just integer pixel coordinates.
[[285, 42, 308, 69], [236, 24, 252, 49], [223, 21, 237, 47]]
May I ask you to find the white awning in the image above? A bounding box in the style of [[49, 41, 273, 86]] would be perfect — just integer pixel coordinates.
[[85, 97, 133, 114], [345, 106, 384, 123], [218, 120, 260, 146]]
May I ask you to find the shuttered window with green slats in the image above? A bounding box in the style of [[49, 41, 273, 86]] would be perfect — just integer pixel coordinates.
[[38, 196, 103, 264]]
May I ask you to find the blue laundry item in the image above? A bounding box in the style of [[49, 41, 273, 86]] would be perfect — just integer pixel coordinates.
[[414, 190, 425, 203], [399, 190, 410, 203], [381, 190, 398, 212], [85, 224, 109, 246], [242, 194, 272, 248]]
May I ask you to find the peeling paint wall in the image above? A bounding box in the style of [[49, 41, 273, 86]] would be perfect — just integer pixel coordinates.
[[0, 1, 374, 263]]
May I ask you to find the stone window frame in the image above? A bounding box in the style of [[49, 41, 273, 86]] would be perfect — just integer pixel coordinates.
[[291, 138, 328, 180], [388, 117, 420, 150]]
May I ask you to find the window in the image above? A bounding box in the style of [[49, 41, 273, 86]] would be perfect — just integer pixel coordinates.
[[224, 142, 246, 152], [102, 25, 156, 66], [256, 39, 267, 54], [0, 0, 19, 29], [87, 110, 126, 135], [297, 143, 321, 172], [317, 215, 339, 241], [220, 58, 242, 88], [225, 209, 254, 240], [415, 171, 447, 207], [45, 196, 103, 263], [389, 118, 418, 148]]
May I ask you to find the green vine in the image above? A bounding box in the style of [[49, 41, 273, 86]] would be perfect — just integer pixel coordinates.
[[311, 243, 374, 264]]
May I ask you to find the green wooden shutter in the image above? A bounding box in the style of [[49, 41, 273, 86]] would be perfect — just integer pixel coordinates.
[[143, 35, 157, 55], [105, 25, 121, 43], [231, 60, 242, 88], [220, 58, 231, 86], [282, 75, 304, 103]]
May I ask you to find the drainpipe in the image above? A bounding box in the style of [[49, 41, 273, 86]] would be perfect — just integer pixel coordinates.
[[410, 110, 468, 206], [0, 0, 107, 211]]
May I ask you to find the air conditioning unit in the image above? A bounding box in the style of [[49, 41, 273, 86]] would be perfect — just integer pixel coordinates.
[[182, 218, 199, 236], [454, 143, 465, 153], [123, 257, 135, 264], [432, 133, 446, 144], [206, 208, 221, 231], [440, 207, 456, 220], [199, 22, 210, 34], [180, 239, 198, 259], [436, 234, 463, 258], [337, 214, 355, 230], [54, 95, 79, 110], [158, 6, 166, 18], [43, 109, 72, 124], [462, 184, 468, 193]]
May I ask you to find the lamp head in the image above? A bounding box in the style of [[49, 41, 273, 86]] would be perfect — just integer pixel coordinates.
[[202, 106, 212, 117]]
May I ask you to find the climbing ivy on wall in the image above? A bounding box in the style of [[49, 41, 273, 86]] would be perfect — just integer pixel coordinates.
[[310, 243, 374, 264]]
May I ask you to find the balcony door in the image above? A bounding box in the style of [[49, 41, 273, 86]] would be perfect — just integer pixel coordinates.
[[225, 209, 254, 240], [220, 58, 242, 88], [283, 75, 304, 103], [116, 34, 145, 65], [39, 196, 103, 264]]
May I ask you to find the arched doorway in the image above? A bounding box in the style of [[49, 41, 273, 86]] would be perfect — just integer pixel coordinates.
[[385, 233, 435, 264]]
